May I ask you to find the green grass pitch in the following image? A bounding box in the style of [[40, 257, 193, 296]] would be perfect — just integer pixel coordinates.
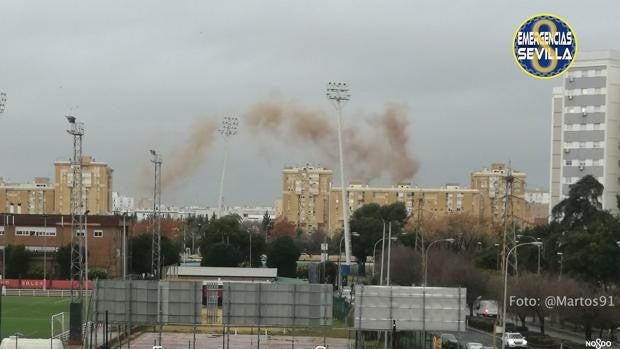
[[0, 296, 71, 338]]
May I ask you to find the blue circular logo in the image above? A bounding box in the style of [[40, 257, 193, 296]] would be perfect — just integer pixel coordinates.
[[513, 14, 578, 79]]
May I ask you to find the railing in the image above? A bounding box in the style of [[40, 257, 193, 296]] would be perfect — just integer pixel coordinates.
[[4, 288, 92, 297]]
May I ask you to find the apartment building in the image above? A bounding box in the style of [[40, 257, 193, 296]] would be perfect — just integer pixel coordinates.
[[54, 156, 113, 215], [281, 163, 530, 235], [328, 183, 480, 234], [470, 163, 527, 224], [281, 165, 333, 232], [0, 177, 55, 214], [549, 50, 620, 214]]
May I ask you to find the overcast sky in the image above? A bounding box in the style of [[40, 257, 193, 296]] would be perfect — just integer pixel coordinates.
[[1, 1, 618, 207]]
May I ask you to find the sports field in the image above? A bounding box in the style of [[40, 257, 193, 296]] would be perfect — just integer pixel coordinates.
[[0, 296, 70, 338]]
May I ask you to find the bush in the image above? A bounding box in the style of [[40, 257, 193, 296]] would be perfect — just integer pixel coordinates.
[[467, 316, 495, 332], [89, 268, 108, 280]]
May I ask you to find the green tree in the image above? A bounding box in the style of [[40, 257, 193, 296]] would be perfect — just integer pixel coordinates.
[[56, 244, 71, 279], [261, 211, 272, 235], [349, 202, 408, 275], [267, 236, 300, 277], [5, 245, 30, 279], [129, 233, 181, 276], [552, 175, 609, 229], [202, 242, 242, 267], [199, 215, 267, 267]]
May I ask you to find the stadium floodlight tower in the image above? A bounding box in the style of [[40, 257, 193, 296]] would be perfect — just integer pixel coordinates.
[[217, 116, 239, 218], [326, 82, 353, 268], [66, 115, 86, 344], [0, 92, 6, 114], [150, 149, 162, 279]]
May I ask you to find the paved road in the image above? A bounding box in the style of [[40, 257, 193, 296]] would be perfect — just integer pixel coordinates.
[[431, 327, 500, 348]]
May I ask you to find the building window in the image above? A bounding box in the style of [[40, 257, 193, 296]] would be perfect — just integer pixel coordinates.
[[76, 230, 85, 237], [565, 160, 572, 166], [94, 230, 103, 238]]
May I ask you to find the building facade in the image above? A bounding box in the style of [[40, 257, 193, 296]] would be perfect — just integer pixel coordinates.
[[0, 177, 55, 214], [281, 163, 533, 236], [0, 214, 129, 278], [0, 155, 113, 215], [54, 156, 113, 215], [470, 163, 527, 225], [328, 184, 481, 234], [550, 50, 620, 214], [281, 165, 333, 232]]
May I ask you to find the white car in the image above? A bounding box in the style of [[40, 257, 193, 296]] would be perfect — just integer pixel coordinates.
[[502, 332, 528, 348]]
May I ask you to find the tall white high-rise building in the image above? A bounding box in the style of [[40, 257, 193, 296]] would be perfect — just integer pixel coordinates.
[[550, 50, 620, 215]]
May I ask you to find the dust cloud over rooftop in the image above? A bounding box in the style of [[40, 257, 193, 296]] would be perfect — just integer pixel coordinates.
[[245, 99, 419, 183]]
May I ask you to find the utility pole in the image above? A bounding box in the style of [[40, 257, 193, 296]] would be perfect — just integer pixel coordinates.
[[217, 116, 238, 218], [66, 115, 86, 345], [150, 150, 162, 279], [326, 82, 352, 268]]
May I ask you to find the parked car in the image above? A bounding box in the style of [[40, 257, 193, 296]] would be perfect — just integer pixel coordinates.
[[440, 333, 459, 349], [465, 342, 484, 349], [473, 299, 499, 317], [502, 332, 528, 348]]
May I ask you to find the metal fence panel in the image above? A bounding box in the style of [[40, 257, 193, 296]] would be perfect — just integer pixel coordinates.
[[354, 285, 466, 331], [94, 280, 201, 325], [223, 282, 333, 327]]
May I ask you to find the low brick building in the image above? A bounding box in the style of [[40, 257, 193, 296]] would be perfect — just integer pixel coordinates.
[[0, 213, 132, 278]]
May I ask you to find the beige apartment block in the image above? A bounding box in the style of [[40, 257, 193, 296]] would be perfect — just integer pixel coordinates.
[[328, 184, 481, 234], [470, 163, 527, 225], [281, 165, 333, 232], [0, 177, 56, 214], [54, 156, 113, 215], [281, 163, 532, 236]]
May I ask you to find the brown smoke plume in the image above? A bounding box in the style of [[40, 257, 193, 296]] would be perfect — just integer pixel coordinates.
[[161, 119, 218, 189], [245, 100, 418, 182], [137, 119, 218, 193]]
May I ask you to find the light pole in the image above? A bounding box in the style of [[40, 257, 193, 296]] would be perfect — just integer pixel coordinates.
[[122, 212, 128, 280], [556, 252, 564, 280], [217, 116, 238, 218], [84, 210, 90, 286], [421, 238, 455, 345], [338, 232, 359, 293], [501, 241, 543, 341], [0, 92, 6, 115], [517, 234, 542, 274], [326, 82, 352, 269], [423, 238, 455, 286], [372, 236, 397, 283]]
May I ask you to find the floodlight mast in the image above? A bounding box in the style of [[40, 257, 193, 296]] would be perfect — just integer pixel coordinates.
[[326, 82, 352, 265], [66, 115, 86, 344], [217, 116, 239, 218], [150, 150, 162, 279], [0, 93, 7, 114]]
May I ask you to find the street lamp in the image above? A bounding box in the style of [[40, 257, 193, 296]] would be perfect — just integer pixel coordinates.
[[556, 252, 564, 280], [372, 236, 397, 284], [501, 241, 543, 340], [338, 232, 359, 293], [423, 238, 455, 286], [517, 234, 542, 274]]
